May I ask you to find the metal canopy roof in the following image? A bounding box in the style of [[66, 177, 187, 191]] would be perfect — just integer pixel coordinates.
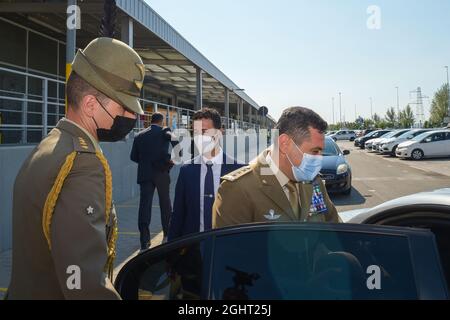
[[0, 0, 263, 111]]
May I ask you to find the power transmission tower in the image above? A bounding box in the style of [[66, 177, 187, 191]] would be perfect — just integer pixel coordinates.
[[409, 87, 429, 128]]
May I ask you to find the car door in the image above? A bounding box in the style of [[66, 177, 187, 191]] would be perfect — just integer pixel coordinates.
[[114, 233, 212, 300], [207, 224, 447, 300], [422, 133, 445, 157], [348, 197, 450, 294], [115, 224, 447, 300], [445, 132, 450, 157]]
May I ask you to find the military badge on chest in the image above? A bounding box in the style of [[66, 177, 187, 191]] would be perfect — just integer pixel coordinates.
[[308, 182, 328, 216]]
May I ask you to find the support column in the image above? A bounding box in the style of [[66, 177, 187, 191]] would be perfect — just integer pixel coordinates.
[[121, 16, 134, 47], [248, 106, 253, 124], [239, 99, 244, 127], [224, 88, 230, 128], [195, 67, 203, 110], [172, 95, 179, 108], [66, 0, 77, 113]]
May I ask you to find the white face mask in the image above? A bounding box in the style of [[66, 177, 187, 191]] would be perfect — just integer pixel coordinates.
[[194, 134, 217, 156], [286, 139, 323, 182]]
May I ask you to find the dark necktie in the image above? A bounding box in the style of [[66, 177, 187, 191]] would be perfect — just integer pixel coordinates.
[[204, 162, 214, 230]]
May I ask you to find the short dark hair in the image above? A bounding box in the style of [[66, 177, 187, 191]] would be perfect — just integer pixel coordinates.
[[276, 107, 328, 142], [66, 72, 109, 109], [151, 112, 164, 124], [192, 107, 222, 129]]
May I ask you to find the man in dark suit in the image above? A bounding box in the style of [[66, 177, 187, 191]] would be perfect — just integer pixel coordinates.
[[131, 112, 174, 250], [168, 108, 244, 241]]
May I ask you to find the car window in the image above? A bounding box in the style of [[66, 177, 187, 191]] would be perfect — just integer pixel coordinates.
[[323, 139, 339, 156], [413, 131, 432, 142], [432, 133, 445, 142], [446, 132, 450, 140], [211, 230, 418, 300], [424, 133, 444, 143], [364, 131, 377, 138], [392, 130, 408, 138], [118, 241, 207, 300]]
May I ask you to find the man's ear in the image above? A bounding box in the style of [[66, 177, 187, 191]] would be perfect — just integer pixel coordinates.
[[278, 134, 291, 155], [80, 95, 98, 117]]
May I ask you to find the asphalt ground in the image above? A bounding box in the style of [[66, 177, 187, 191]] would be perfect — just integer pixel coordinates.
[[331, 140, 450, 212]]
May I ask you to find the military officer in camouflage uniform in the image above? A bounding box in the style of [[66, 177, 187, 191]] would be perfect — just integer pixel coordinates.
[[7, 37, 145, 300], [213, 107, 341, 228]]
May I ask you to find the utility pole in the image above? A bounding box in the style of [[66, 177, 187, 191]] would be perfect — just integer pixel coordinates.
[[396, 86, 400, 127], [446, 66, 450, 119], [331, 97, 335, 125], [339, 92, 342, 128], [354, 104, 357, 122], [370, 97, 373, 120]]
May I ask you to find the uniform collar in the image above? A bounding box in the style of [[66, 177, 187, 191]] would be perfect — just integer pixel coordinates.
[[265, 150, 290, 188], [58, 118, 101, 152]]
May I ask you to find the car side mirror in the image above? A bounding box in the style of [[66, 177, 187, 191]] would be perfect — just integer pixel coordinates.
[[343, 150, 350, 155]]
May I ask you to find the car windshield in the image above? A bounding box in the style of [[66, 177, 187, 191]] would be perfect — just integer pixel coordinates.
[[364, 131, 378, 138], [392, 130, 409, 138], [412, 131, 433, 141], [397, 130, 416, 139], [323, 139, 339, 156], [381, 131, 396, 139]]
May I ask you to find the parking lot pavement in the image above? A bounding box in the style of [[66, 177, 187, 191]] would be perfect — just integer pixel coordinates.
[[332, 141, 450, 212]]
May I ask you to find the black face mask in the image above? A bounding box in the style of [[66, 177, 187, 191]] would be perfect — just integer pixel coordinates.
[[93, 99, 136, 142]]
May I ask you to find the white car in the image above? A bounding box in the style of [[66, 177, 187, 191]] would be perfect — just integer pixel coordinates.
[[380, 129, 431, 156], [396, 130, 450, 160], [370, 129, 410, 152], [364, 131, 392, 150], [329, 130, 356, 141]]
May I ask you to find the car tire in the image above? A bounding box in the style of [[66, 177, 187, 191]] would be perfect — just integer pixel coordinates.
[[411, 149, 424, 160], [333, 137, 337, 142], [391, 145, 398, 157], [350, 137, 355, 142]]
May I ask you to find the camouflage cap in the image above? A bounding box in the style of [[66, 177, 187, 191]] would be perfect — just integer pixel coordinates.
[[72, 37, 145, 115]]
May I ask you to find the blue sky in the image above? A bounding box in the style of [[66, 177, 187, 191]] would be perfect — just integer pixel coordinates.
[[145, 0, 450, 123]]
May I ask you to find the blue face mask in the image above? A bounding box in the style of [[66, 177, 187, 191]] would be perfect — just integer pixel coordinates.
[[286, 140, 323, 182]]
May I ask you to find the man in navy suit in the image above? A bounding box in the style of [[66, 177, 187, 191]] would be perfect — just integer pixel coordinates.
[[130, 112, 174, 250], [168, 108, 243, 241]]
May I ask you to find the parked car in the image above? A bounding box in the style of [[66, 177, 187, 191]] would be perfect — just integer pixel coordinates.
[[396, 130, 450, 160], [354, 130, 391, 149], [364, 130, 392, 150], [329, 130, 357, 141], [370, 129, 410, 152], [115, 188, 450, 300], [359, 129, 376, 137], [326, 131, 336, 136], [380, 129, 432, 156], [320, 137, 352, 195]]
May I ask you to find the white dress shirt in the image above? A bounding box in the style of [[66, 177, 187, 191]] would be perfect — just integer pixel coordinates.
[[265, 152, 300, 204], [199, 148, 224, 232]]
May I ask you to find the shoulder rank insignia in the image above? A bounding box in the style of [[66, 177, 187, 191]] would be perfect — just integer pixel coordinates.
[[309, 181, 329, 216], [221, 166, 252, 182], [73, 136, 95, 153]]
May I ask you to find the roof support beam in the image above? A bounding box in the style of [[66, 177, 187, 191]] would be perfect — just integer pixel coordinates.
[[195, 67, 203, 111], [142, 59, 192, 66]]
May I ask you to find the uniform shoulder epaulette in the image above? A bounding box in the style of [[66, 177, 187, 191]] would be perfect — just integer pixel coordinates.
[[221, 166, 252, 182], [72, 136, 96, 153]]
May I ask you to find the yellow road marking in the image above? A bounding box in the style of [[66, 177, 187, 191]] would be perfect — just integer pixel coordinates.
[[118, 232, 140, 236]]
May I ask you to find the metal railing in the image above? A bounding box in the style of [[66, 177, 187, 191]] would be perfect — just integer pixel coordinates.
[[0, 66, 65, 145], [0, 66, 261, 145]]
